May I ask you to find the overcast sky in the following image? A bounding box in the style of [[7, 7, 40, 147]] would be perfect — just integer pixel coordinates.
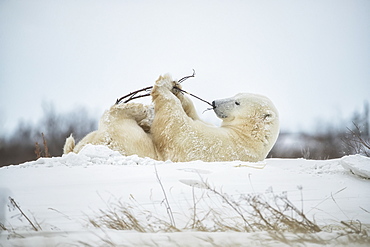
[[1, 0, 369, 136]]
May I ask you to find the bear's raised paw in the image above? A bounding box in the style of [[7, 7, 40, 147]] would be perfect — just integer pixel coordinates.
[[154, 74, 176, 91]]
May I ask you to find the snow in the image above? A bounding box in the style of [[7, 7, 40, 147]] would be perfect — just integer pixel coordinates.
[[341, 155, 370, 179], [0, 144, 369, 246]]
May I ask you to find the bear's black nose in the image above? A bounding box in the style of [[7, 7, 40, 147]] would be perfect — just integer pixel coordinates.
[[212, 101, 216, 108]]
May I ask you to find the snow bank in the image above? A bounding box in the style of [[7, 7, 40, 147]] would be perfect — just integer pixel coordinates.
[[340, 154, 370, 179], [0, 145, 369, 246]]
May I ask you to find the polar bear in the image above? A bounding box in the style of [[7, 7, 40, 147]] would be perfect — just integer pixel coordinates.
[[63, 103, 158, 160], [151, 74, 279, 162]]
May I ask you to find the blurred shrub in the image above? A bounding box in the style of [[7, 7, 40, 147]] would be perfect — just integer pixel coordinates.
[[269, 102, 370, 159], [0, 105, 97, 167]]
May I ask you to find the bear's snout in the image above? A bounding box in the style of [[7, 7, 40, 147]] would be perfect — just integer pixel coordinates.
[[212, 99, 230, 119], [212, 100, 225, 109]]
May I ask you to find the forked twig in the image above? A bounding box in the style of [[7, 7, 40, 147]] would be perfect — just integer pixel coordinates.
[[178, 69, 196, 83], [115, 70, 208, 105], [115, 86, 153, 104]]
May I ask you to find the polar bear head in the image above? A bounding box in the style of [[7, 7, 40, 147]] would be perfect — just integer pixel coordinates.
[[212, 93, 279, 147]]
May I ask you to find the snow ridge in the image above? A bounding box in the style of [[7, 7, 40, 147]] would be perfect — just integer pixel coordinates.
[[17, 144, 162, 168]]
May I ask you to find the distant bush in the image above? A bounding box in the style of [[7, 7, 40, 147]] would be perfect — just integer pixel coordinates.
[[269, 130, 347, 159], [0, 105, 97, 167], [269, 102, 370, 159]]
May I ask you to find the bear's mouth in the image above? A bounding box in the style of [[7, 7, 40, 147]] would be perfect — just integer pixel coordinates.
[[214, 111, 228, 119], [213, 109, 228, 119]]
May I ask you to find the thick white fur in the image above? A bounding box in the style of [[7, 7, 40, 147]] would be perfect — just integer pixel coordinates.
[[151, 74, 280, 162], [63, 103, 157, 160], [63, 74, 279, 162]]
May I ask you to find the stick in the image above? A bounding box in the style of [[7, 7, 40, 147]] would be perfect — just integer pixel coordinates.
[[116, 86, 153, 104], [115, 70, 213, 107], [178, 69, 196, 83], [154, 164, 176, 228], [9, 197, 40, 231], [116, 70, 198, 104], [173, 87, 213, 107]]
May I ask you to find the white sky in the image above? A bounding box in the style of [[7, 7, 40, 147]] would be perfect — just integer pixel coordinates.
[[1, 0, 369, 136]]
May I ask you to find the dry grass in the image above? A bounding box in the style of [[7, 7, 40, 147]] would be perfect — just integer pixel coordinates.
[[1, 187, 369, 246], [34, 132, 51, 159], [87, 179, 369, 246], [9, 197, 42, 231], [88, 199, 180, 233], [86, 161, 370, 247], [88, 188, 321, 233]]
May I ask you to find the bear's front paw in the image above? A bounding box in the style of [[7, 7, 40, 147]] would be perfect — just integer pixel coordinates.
[[171, 81, 183, 96], [155, 74, 174, 91]]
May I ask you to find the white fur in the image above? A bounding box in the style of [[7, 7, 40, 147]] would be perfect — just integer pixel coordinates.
[[63, 103, 157, 160], [151, 74, 280, 162]]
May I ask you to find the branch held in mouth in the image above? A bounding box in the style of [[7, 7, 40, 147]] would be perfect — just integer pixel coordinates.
[[173, 86, 213, 107], [115, 70, 212, 107], [116, 70, 195, 104]]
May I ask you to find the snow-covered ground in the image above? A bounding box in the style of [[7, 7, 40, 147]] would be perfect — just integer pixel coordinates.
[[0, 145, 369, 246]]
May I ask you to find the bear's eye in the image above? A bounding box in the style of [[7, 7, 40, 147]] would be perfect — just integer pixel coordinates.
[[263, 113, 272, 120], [235, 101, 240, 106]]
